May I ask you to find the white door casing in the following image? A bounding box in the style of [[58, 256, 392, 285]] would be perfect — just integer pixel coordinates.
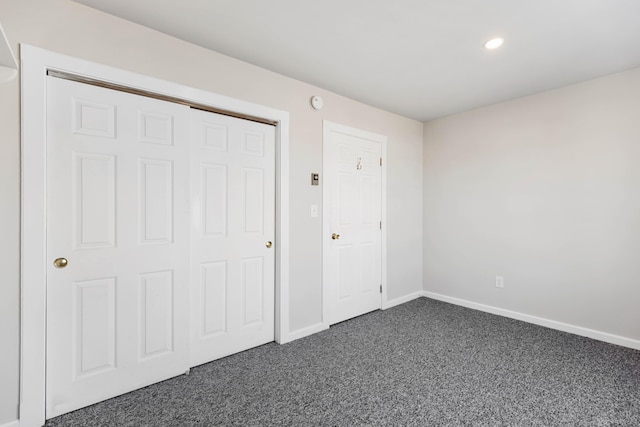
[[190, 109, 275, 366], [21, 45, 290, 427], [323, 121, 387, 325], [46, 76, 191, 417]]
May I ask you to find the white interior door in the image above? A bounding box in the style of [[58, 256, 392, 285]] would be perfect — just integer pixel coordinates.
[[46, 77, 190, 418], [323, 122, 384, 325], [189, 109, 275, 367]]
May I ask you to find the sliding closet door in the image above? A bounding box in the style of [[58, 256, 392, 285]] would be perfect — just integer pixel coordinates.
[[46, 77, 190, 417], [189, 109, 275, 367]]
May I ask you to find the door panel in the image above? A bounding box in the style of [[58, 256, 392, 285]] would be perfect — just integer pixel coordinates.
[[242, 257, 265, 325], [139, 270, 174, 358], [73, 153, 116, 249], [73, 277, 116, 378], [202, 164, 228, 236], [190, 109, 275, 367], [243, 167, 265, 233], [46, 77, 190, 418], [139, 159, 174, 244], [325, 124, 383, 325], [201, 261, 227, 335]]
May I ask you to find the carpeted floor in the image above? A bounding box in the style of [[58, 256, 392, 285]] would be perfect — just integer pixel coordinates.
[[46, 297, 640, 426]]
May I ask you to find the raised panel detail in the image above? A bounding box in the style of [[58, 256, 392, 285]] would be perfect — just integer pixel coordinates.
[[139, 271, 173, 359], [73, 153, 116, 250], [203, 123, 228, 151], [337, 245, 353, 300], [242, 258, 264, 325], [338, 173, 356, 227], [73, 277, 116, 379], [73, 98, 115, 138], [201, 262, 227, 336], [242, 131, 264, 156], [337, 143, 356, 165], [202, 164, 227, 237], [243, 168, 264, 234], [140, 159, 173, 244], [138, 111, 173, 145], [361, 150, 374, 166], [361, 175, 374, 225], [360, 242, 374, 293]]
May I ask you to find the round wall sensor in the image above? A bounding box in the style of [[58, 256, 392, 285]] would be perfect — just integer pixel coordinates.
[[310, 96, 324, 110]]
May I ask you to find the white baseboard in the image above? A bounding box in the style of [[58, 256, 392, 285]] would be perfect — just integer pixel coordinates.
[[279, 322, 328, 344], [0, 420, 20, 427], [422, 291, 640, 351], [382, 290, 424, 310]]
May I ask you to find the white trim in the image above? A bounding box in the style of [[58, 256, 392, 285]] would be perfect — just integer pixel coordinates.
[[422, 291, 640, 351], [282, 322, 329, 344], [380, 141, 388, 310], [20, 45, 48, 427], [0, 420, 20, 427], [20, 44, 291, 427], [273, 110, 290, 345], [382, 291, 423, 310], [321, 121, 387, 328]]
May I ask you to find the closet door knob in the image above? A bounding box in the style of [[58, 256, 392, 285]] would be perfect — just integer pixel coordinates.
[[53, 257, 68, 268]]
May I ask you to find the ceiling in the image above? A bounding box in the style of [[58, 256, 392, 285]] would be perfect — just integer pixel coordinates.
[[72, 0, 640, 121]]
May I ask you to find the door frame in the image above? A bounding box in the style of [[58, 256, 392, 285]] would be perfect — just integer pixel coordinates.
[[321, 120, 387, 328], [20, 45, 291, 427]]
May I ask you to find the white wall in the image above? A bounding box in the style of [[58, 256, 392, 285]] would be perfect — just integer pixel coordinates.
[[0, 0, 424, 423], [423, 67, 640, 343]]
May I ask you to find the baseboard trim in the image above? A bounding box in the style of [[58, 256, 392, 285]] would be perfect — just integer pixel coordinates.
[[382, 291, 424, 310], [421, 291, 640, 351], [0, 420, 20, 427], [279, 322, 328, 344]]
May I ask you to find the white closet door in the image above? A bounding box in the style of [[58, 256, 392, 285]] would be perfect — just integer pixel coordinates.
[[46, 77, 190, 418], [189, 109, 275, 367], [324, 124, 382, 325]]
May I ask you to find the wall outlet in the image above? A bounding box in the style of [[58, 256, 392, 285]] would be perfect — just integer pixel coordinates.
[[495, 276, 504, 288]]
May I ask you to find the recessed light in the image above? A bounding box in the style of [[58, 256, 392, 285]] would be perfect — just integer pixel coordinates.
[[484, 37, 504, 50]]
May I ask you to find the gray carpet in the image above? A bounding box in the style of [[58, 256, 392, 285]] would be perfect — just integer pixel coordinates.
[[46, 298, 640, 426]]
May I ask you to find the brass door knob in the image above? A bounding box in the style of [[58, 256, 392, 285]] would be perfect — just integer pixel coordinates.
[[331, 233, 340, 240], [53, 257, 68, 268], [266, 241, 273, 248]]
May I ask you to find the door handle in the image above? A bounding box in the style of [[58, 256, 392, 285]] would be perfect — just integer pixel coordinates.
[[266, 241, 273, 248], [331, 233, 340, 240], [53, 257, 68, 268]]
